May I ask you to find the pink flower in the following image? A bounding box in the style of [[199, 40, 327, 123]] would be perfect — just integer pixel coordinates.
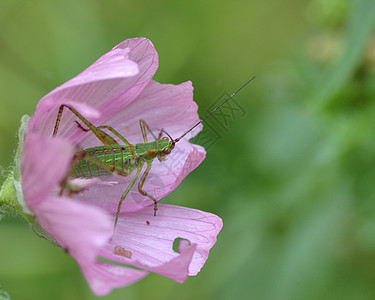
[[20, 38, 223, 295]]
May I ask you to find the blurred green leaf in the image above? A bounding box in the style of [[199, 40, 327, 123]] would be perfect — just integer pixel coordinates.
[[310, 0, 375, 111]]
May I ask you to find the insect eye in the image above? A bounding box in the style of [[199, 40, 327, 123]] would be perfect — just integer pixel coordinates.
[[163, 147, 171, 154], [162, 137, 169, 141]]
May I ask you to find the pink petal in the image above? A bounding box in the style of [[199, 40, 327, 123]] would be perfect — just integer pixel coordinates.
[[99, 204, 222, 281], [80, 260, 148, 296], [61, 47, 139, 87], [33, 196, 113, 266], [140, 243, 197, 283], [22, 132, 74, 206], [168, 142, 206, 193], [29, 38, 158, 142], [75, 80, 206, 213]]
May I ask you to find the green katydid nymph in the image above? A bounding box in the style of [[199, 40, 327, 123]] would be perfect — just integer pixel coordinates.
[[53, 76, 255, 227]]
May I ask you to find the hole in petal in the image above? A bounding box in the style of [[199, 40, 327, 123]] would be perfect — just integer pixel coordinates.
[[172, 237, 191, 254]]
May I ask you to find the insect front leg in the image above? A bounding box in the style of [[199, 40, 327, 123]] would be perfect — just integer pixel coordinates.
[[139, 119, 158, 142], [138, 162, 158, 216]]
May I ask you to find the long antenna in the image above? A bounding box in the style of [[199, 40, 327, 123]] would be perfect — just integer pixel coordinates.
[[174, 76, 255, 143]]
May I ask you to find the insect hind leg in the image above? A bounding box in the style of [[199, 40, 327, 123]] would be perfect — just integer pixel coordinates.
[[52, 104, 119, 146], [75, 120, 90, 132], [74, 120, 131, 146], [96, 125, 131, 145]]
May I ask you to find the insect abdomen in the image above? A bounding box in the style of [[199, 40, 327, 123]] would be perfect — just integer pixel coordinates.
[[71, 145, 136, 178]]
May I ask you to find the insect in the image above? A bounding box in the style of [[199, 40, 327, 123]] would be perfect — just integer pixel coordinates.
[[53, 76, 255, 227]]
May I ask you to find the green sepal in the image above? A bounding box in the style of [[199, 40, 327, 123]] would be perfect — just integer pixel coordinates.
[[0, 116, 59, 245], [0, 115, 34, 222]]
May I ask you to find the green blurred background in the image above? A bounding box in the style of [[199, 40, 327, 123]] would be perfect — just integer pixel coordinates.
[[1, 0, 375, 299]]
